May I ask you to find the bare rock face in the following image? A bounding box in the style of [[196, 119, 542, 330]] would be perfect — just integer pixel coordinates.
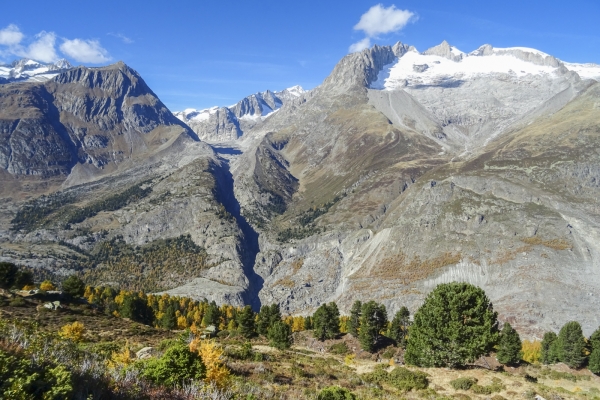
[[174, 87, 306, 144], [0, 62, 197, 185], [423, 40, 463, 61]]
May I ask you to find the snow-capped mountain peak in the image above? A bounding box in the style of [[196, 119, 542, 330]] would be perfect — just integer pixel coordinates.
[[0, 58, 73, 83], [371, 42, 599, 91], [174, 85, 306, 143]]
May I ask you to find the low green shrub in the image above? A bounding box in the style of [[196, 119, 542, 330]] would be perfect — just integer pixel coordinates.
[[387, 367, 429, 391], [0, 348, 73, 399], [471, 384, 492, 395], [450, 377, 478, 390], [329, 342, 349, 355], [317, 386, 356, 400]]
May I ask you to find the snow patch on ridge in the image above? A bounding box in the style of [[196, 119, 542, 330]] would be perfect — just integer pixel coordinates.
[[371, 48, 559, 90]]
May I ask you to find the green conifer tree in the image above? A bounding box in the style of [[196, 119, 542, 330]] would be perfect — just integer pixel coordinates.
[[405, 282, 498, 368], [268, 321, 292, 350], [202, 301, 220, 327], [304, 315, 313, 330], [388, 307, 410, 347], [541, 331, 560, 364], [496, 322, 523, 365], [237, 305, 256, 339], [161, 305, 177, 330], [359, 301, 388, 352], [256, 305, 272, 336], [62, 275, 85, 297], [313, 302, 340, 341], [557, 321, 586, 369], [269, 304, 282, 327], [348, 300, 362, 338]]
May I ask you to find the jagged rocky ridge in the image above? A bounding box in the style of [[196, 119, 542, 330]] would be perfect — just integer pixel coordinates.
[[173, 86, 305, 143], [2, 42, 600, 338], [0, 58, 73, 83]]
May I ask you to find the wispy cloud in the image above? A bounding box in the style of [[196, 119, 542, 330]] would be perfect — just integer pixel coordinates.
[[108, 32, 133, 44], [349, 4, 417, 53]]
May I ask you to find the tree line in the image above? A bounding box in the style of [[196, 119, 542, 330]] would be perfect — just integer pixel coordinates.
[[4, 262, 600, 374]]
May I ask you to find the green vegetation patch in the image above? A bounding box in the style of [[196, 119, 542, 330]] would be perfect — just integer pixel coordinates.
[[65, 183, 152, 225], [84, 234, 210, 292]]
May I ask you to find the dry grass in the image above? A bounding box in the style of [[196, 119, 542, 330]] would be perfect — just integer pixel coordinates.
[[360, 252, 462, 284], [273, 278, 296, 288], [291, 258, 304, 274], [522, 237, 573, 250]]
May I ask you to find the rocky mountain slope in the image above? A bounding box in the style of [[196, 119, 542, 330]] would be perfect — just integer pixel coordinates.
[[173, 86, 305, 143], [2, 42, 600, 338], [225, 42, 600, 337], [0, 62, 258, 306]]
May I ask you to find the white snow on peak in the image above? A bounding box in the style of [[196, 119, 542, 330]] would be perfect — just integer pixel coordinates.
[[450, 46, 465, 57], [493, 47, 551, 58], [563, 62, 600, 81], [0, 58, 72, 82], [174, 106, 220, 123], [370, 44, 578, 90], [279, 85, 306, 97]]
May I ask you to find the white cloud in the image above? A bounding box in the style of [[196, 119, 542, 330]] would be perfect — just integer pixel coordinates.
[[0, 24, 24, 46], [23, 31, 59, 62], [354, 4, 415, 37], [349, 4, 416, 53], [59, 39, 110, 63], [349, 37, 371, 53]]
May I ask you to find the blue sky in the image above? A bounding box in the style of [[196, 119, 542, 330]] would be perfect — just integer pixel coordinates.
[[1, 0, 599, 111]]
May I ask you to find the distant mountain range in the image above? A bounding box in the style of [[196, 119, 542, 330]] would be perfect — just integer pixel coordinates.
[[1, 42, 600, 338], [0, 58, 73, 83], [173, 86, 306, 142]]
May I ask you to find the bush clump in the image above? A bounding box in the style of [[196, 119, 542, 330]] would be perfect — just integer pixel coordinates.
[[329, 342, 349, 355], [317, 386, 357, 400], [450, 377, 478, 390], [387, 367, 429, 391], [139, 343, 205, 386]]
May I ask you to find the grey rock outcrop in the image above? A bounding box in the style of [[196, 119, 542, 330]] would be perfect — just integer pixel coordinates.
[[423, 40, 463, 61], [174, 87, 305, 143]]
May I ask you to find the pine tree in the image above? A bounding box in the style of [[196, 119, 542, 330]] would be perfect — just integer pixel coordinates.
[[120, 293, 153, 325], [541, 332, 560, 364], [256, 305, 272, 336], [388, 307, 410, 347], [161, 305, 177, 330], [348, 300, 362, 338], [557, 321, 586, 369], [589, 348, 600, 375], [237, 305, 256, 339], [202, 301, 221, 327], [268, 321, 292, 350], [589, 327, 600, 353], [313, 302, 340, 341], [405, 282, 498, 368], [62, 275, 85, 297], [359, 301, 388, 352], [269, 304, 282, 327], [304, 316, 313, 330], [496, 323, 523, 365]]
